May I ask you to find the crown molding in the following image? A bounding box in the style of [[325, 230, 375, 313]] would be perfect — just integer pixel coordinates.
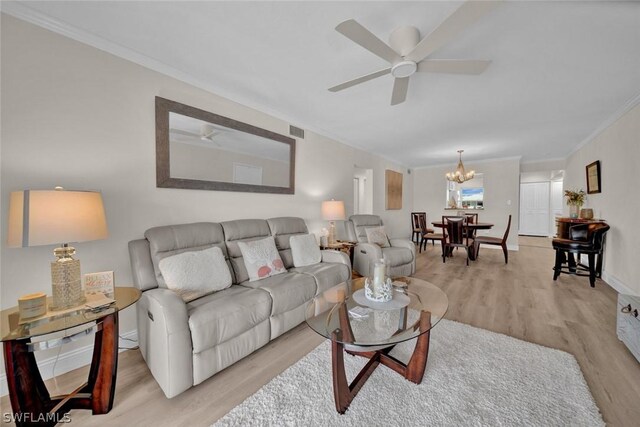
[[0, 3, 409, 169], [567, 90, 640, 158], [413, 155, 522, 171]]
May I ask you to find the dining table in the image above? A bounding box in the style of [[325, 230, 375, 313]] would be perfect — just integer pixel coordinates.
[[431, 221, 495, 260]]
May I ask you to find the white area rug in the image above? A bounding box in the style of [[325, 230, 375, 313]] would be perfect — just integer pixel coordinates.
[[214, 320, 603, 426]]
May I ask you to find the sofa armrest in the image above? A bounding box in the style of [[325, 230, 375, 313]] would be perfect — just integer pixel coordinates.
[[321, 249, 350, 266], [389, 239, 416, 275], [352, 243, 383, 277], [390, 239, 416, 256], [321, 249, 352, 277], [137, 288, 193, 398]]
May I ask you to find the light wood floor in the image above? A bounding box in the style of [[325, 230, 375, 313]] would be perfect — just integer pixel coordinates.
[[2, 237, 639, 426]]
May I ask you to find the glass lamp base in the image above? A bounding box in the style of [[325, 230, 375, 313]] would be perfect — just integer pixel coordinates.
[[50, 246, 86, 311]]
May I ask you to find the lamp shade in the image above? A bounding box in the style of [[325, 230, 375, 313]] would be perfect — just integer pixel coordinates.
[[7, 189, 109, 247], [321, 200, 346, 221]]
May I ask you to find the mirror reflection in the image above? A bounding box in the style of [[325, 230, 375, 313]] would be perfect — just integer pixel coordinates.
[[446, 173, 484, 209], [169, 113, 291, 187]]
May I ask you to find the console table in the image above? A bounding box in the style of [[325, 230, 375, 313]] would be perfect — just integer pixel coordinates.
[[1, 287, 140, 426]]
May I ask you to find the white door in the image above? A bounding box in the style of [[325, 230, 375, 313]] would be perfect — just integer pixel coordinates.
[[519, 182, 550, 236]]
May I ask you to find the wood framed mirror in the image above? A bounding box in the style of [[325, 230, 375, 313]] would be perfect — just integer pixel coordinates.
[[156, 97, 296, 194]]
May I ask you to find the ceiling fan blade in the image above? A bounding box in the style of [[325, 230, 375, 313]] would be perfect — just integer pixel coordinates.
[[406, 1, 501, 63], [170, 128, 201, 138], [328, 68, 391, 92], [417, 59, 491, 74], [335, 19, 401, 64], [391, 77, 410, 106]]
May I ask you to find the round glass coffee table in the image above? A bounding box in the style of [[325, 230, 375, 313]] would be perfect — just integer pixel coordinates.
[[305, 277, 448, 414]]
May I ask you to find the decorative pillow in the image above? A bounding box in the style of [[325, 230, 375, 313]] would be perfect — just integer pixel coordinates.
[[366, 226, 391, 248], [290, 234, 322, 267], [237, 236, 287, 281], [158, 246, 232, 302]]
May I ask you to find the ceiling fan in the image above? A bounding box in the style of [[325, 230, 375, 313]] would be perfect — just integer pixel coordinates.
[[170, 123, 226, 146], [329, 1, 500, 105]]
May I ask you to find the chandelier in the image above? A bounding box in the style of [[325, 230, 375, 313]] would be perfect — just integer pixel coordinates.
[[446, 150, 475, 183]]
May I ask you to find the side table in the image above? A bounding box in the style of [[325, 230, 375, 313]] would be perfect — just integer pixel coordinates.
[[1, 287, 140, 426]]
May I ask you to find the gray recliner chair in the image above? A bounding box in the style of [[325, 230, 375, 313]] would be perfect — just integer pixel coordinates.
[[346, 214, 416, 278]]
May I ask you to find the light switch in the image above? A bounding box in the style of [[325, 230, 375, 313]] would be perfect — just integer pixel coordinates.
[[507, 200, 512, 206]]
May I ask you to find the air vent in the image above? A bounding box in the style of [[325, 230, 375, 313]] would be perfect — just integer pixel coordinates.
[[289, 125, 305, 139]]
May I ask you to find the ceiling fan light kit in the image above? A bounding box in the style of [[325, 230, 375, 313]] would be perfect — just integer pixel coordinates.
[[329, 0, 500, 105]]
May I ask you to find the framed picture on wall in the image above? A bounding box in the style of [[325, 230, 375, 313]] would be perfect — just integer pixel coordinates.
[[586, 160, 601, 194]]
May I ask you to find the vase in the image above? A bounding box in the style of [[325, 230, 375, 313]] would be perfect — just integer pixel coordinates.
[[569, 204, 580, 219]]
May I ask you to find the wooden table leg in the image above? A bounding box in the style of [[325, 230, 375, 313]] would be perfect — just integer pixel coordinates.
[[85, 311, 119, 414], [329, 311, 433, 414]]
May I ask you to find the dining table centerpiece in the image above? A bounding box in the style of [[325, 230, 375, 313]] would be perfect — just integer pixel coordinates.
[[565, 189, 586, 219]]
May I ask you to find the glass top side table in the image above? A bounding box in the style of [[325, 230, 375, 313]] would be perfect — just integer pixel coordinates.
[[1, 287, 141, 426]]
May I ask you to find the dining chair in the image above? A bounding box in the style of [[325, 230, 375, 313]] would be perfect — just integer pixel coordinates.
[[464, 213, 479, 239], [474, 215, 511, 264], [410, 212, 427, 244], [418, 214, 444, 254], [442, 216, 472, 266]]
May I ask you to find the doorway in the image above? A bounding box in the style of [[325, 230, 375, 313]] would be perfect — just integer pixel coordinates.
[[519, 182, 551, 236], [353, 167, 373, 215]]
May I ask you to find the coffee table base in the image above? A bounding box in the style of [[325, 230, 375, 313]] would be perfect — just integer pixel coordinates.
[[330, 311, 431, 414]]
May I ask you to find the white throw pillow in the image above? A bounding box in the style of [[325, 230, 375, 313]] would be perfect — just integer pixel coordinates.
[[158, 246, 232, 302], [290, 234, 322, 267], [366, 226, 391, 248], [237, 236, 287, 281]]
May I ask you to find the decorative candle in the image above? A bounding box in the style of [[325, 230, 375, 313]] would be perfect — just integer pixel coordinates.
[[373, 259, 386, 295], [18, 292, 47, 319]]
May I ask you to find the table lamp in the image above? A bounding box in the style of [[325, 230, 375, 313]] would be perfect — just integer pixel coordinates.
[[7, 187, 109, 310], [321, 199, 345, 246]]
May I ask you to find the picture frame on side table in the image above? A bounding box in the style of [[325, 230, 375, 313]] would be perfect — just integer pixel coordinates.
[[84, 271, 115, 299], [586, 160, 601, 194]]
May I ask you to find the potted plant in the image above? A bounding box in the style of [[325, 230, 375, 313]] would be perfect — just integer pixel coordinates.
[[565, 189, 586, 218]]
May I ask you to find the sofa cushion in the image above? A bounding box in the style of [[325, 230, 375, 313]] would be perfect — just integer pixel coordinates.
[[221, 219, 272, 284], [365, 226, 391, 248], [237, 237, 287, 281], [290, 234, 321, 267], [145, 222, 229, 287], [290, 263, 350, 294], [349, 215, 383, 243], [187, 285, 272, 353], [382, 246, 414, 267], [267, 217, 309, 268], [159, 246, 232, 302], [238, 272, 316, 316]]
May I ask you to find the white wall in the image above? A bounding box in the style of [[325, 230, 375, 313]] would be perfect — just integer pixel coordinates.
[[564, 103, 640, 295], [412, 158, 520, 249], [0, 15, 413, 380]]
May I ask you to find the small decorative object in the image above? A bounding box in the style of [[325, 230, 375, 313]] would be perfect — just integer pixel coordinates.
[[564, 189, 586, 219], [84, 271, 115, 299], [18, 292, 47, 320], [7, 187, 109, 311], [448, 195, 458, 209], [321, 200, 346, 245], [580, 208, 594, 220], [446, 150, 475, 183], [586, 160, 601, 194], [364, 277, 393, 303], [365, 259, 393, 302]]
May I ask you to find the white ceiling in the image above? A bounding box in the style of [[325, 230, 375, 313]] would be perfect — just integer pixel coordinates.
[[6, 1, 640, 167]]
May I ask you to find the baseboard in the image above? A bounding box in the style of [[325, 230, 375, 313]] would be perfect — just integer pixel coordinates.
[[0, 329, 138, 397], [602, 271, 638, 296]]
